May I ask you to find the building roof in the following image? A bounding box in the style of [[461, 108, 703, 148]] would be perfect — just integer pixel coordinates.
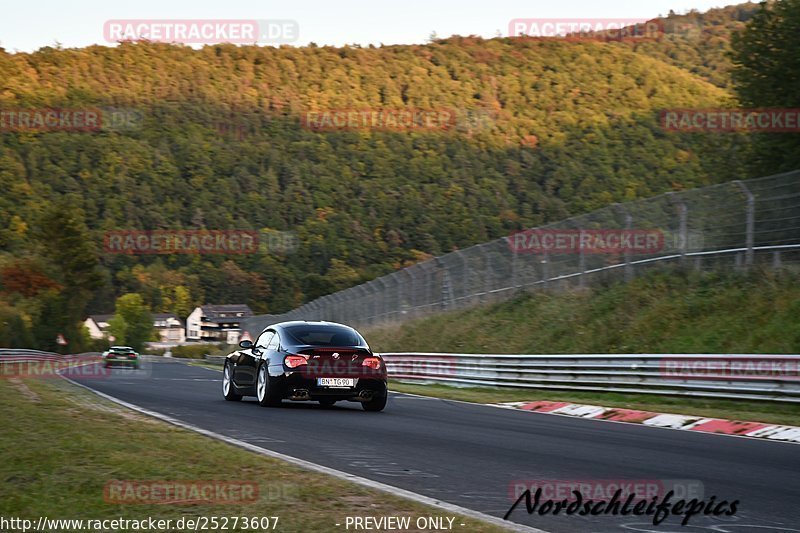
[[153, 313, 185, 328], [200, 304, 253, 318], [152, 313, 180, 320], [87, 314, 114, 324], [88, 313, 184, 328]]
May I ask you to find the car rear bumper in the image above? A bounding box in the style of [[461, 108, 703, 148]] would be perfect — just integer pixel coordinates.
[[273, 369, 387, 401], [105, 358, 138, 365]]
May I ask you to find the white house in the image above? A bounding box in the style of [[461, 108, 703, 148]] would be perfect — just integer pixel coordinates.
[[152, 313, 186, 343], [84, 313, 186, 343], [185, 304, 253, 344], [84, 314, 113, 339]]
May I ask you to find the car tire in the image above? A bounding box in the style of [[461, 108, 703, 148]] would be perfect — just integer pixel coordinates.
[[222, 361, 242, 402], [318, 399, 336, 408], [362, 392, 387, 412], [256, 363, 281, 407]]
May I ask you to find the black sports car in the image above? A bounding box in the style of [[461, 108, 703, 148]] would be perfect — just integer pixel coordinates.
[[222, 321, 388, 411]]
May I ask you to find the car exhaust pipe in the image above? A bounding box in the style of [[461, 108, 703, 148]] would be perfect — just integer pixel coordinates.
[[357, 390, 373, 402], [290, 389, 311, 401]]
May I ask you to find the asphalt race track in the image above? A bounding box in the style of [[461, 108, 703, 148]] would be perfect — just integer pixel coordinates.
[[68, 358, 800, 533]]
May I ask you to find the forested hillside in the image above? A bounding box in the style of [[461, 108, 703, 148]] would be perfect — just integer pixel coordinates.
[[630, 2, 760, 88], [0, 3, 767, 348]]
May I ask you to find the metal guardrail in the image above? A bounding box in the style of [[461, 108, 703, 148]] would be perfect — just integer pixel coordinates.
[[381, 353, 800, 403], [4, 349, 796, 403], [0, 349, 63, 361]]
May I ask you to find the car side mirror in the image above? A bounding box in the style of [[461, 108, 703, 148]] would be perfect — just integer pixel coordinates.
[[238, 340, 253, 349]]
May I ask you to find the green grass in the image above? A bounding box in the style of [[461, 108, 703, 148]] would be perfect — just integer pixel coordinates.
[[186, 360, 224, 371], [389, 382, 800, 426], [171, 343, 231, 359], [0, 378, 507, 532]]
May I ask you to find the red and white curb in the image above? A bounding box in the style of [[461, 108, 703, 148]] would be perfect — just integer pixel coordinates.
[[490, 400, 800, 444]]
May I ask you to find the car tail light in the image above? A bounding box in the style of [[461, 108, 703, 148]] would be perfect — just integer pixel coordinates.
[[284, 354, 309, 368], [362, 357, 382, 370]]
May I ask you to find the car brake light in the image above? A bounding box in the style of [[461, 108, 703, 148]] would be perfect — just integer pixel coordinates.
[[362, 357, 382, 370], [284, 354, 308, 368]]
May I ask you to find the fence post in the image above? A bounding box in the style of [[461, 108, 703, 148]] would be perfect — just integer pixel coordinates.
[[368, 281, 380, 326], [316, 297, 326, 321], [735, 180, 755, 269], [454, 249, 471, 304], [330, 293, 341, 322], [320, 297, 331, 320], [420, 261, 434, 313], [541, 250, 550, 289], [566, 218, 586, 288], [355, 285, 368, 324], [614, 204, 634, 281], [436, 257, 454, 311], [401, 268, 412, 317], [394, 273, 403, 320], [308, 300, 320, 321], [342, 290, 355, 323], [376, 277, 388, 323], [668, 192, 688, 264], [479, 244, 491, 302], [339, 290, 349, 323], [504, 235, 520, 292], [322, 297, 332, 320], [341, 292, 351, 322]]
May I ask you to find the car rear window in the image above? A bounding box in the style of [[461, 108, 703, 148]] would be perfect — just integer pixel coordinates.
[[283, 325, 366, 347]]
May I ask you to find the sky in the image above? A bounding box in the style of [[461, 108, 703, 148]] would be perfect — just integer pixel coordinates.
[[1, 0, 741, 52]]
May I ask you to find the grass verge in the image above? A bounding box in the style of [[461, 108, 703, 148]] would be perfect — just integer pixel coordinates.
[[0, 377, 508, 532], [186, 360, 224, 371]]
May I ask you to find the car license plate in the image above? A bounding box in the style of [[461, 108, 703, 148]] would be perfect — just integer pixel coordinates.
[[317, 378, 355, 387]]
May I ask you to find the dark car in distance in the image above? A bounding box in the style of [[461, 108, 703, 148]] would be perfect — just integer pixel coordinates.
[[222, 321, 388, 411]]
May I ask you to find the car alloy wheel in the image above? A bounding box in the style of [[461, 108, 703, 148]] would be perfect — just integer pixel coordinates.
[[222, 362, 242, 401], [223, 365, 232, 395], [257, 364, 267, 402], [256, 363, 281, 407]]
